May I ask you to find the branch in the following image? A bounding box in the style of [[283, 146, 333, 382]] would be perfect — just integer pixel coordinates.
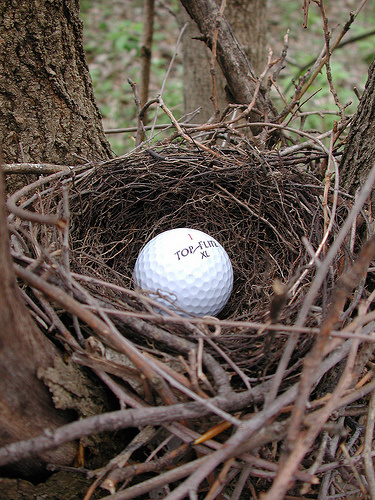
[[0, 404, 210, 467], [278, 2, 367, 122], [3, 163, 72, 174], [209, 0, 227, 119], [139, 0, 155, 109], [363, 390, 375, 499], [13, 264, 176, 404], [6, 164, 89, 228], [261, 242, 375, 499]]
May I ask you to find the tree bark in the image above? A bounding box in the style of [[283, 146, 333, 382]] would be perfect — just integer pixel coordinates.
[[179, 0, 273, 123], [178, 8, 228, 124], [0, 0, 112, 165], [340, 57, 375, 194], [226, 0, 267, 77], [0, 164, 77, 477], [0, 0, 110, 476]]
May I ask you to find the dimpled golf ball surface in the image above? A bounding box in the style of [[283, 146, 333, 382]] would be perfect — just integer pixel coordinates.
[[133, 228, 233, 316]]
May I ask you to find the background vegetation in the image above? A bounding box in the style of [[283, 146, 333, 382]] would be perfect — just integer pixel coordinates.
[[80, 0, 375, 155]]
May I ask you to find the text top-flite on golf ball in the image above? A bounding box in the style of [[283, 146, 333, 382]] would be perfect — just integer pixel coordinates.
[[133, 228, 233, 317]]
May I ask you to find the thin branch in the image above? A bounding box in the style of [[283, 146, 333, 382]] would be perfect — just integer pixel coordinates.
[[363, 388, 375, 499], [6, 164, 90, 228], [13, 264, 175, 404], [127, 78, 146, 146], [99, 456, 209, 500], [209, 0, 227, 119], [278, 2, 367, 122], [3, 163, 73, 174], [149, 22, 187, 138], [139, 0, 155, 109]]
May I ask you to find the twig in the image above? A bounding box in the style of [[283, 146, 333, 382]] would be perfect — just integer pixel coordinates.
[[230, 465, 253, 500], [318, 416, 345, 499], [331, 378, 375, 412], [315, 0, 346, 120], [127, 79, 146, 146], [204, 457, 235, 500], [139, 352, 241, 426], [209, 0, 227, 119], [363, 387, 375, 499], [61, 185, 84, 344], [0, 378, 277, 469], [139, 0, 155, 109], [149, 22, 187, 138], [231, 49, 277, 130], [3, 163, 73, 174], [6, 164, 90, 227], [0, 403, 218, 468], [278, 1, 367, 122], [104, 119, 201, 135], [340, 442, 367, 496], [99, 456, 209, 500], [303, 0, 311, 28], [157, 96, 228, 158], [103, 442, 191, 495], [13, 264, 176, 404]]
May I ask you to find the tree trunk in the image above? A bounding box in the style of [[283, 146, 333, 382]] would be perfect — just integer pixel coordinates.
[[226, 0, 267, 77], [179, 0, 268, 123], [179, 0, 273, 124], [0, 0, 112, 165], [0, 0, 112, 476], [0, 164, 77, 477], [340, 57, 375, 194], [178, 8, 228, 124]]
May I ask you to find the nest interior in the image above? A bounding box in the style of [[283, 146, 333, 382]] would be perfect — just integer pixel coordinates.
[[59, 143, 345, 379], [69, 145, 327, 318]]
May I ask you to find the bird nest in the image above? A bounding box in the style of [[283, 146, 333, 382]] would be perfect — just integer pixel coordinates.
[[6, 137, 375, 499], [66, 144, 333, 374]]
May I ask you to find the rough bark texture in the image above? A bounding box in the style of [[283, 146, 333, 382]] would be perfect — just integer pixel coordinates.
[[225, 0, 268, 77], [179, 0, 267, 123], [340, 57, 375, 194], [178, 8, 227, 124], [0, 166, 77, 477], [179, 0, 273, 123], [0, 0, 112, 165]]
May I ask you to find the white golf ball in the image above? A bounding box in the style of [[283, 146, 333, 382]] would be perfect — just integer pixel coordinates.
[[133, 228, 233, 316]]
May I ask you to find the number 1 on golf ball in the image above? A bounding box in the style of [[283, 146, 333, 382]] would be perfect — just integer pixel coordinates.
[[133, 228, 233, 316]]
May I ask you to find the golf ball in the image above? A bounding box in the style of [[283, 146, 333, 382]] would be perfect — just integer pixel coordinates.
[[133, 228, 233, 316]]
